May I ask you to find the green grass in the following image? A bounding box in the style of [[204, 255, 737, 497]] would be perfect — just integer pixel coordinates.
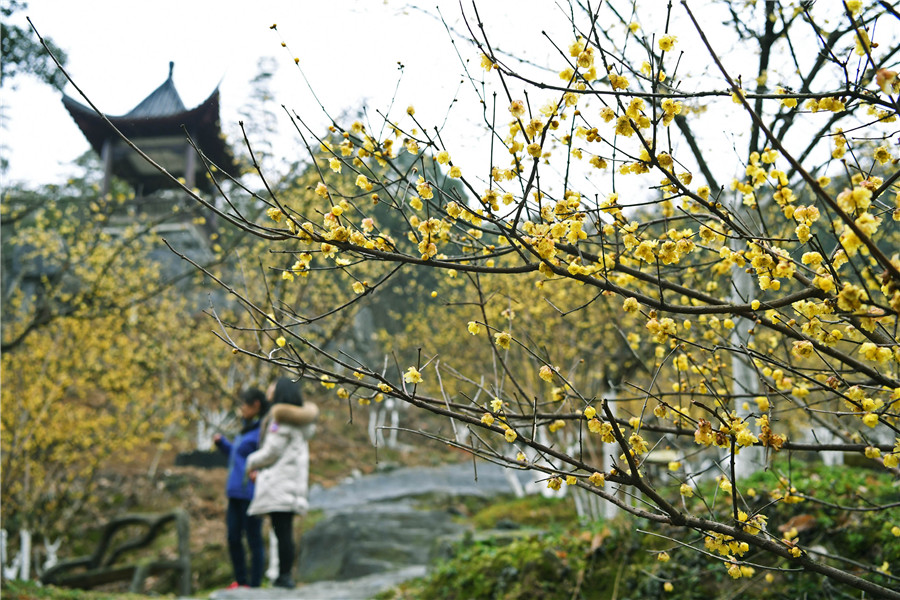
[[377, 461, 900, 600], [1, 580, 166, 600]]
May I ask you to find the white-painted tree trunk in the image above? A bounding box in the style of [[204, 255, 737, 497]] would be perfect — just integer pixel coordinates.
[[6, 530, 32, 581], [368, 398, 400, 449], [41, 536, 61, 574], [730, 252, 764, 479]]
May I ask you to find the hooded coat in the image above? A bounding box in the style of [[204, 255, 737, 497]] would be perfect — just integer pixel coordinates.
[[246, 402, 318, 516]]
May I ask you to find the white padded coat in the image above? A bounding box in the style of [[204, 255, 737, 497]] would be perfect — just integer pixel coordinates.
[[246, 402, 318, 516]]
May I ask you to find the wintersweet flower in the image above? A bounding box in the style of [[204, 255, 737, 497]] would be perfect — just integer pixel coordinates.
[[565, 475, 577, 485], [549, 419, 566, 433], [275, 336, 286, 347], [494, 331, 512, 349], [658, 35, 677, 52], [403, 366, 423, 384], [467, 321, 482, 335], [583, 406, 597, 419], [329, 158, 342, 172], [539, 365, 554, 382], [505, 428, 518, 443], [481, 413, 495, 426], [491, 398, 503, 413], [547, 477, 562, 491], [415, 177, 433, 199], [509, 100, 526, 117], [589, 472, 605, 487]]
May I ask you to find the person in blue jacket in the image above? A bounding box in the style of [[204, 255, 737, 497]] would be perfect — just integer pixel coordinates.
[[213, 387, 268, 589]]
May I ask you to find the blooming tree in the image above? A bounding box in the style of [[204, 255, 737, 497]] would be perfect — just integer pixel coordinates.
[[39, 0, 900, 595]]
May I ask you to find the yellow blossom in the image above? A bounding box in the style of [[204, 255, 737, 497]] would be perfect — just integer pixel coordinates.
[[403, 366, 423, 384], [505, 428, 518, 443], [467, 321, 482, 335], [509, 100, 526, 117], [494, 331, 512, 349], [658, 35, 677, 52], [275, 336, 286, 347]]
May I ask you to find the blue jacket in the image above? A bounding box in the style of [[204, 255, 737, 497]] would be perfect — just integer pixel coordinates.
[[215, 420, 261, 500]]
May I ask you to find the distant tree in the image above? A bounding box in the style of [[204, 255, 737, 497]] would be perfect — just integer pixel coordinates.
[[0, 165, 238, 559], [0, 1, 68, 90]]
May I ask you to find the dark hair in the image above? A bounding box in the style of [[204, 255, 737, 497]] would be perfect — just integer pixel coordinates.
[[240, 387, 269, 415], [271, 377, 303, 406]]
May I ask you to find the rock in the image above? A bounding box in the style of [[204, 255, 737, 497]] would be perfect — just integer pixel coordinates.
[[297, 502, 465, 582], [309, 461, 529, 512]]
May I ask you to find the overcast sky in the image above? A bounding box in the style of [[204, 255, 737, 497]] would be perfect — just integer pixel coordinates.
[[5, 1, 804, 199], [3, 0, 570, 188]]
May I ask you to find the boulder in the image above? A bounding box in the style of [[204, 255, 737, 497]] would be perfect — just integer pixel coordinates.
[[297, 502, 465, 582]]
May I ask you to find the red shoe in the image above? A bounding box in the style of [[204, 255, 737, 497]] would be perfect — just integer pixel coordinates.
[[226, 582, 249, 589]]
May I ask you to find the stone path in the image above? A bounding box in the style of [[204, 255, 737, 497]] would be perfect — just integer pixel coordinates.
[[200, 461, 529, 600], [206, 566, 425, 600]]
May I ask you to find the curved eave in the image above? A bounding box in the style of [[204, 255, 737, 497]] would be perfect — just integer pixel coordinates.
[[62, 88, 238, 186]]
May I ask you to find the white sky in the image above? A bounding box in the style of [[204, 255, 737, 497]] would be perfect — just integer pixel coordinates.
[[2, 0, 573, 188], [5, 1, 863, 200]]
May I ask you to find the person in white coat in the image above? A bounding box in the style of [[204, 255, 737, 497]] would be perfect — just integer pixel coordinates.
[[246, 377, 318, 589]]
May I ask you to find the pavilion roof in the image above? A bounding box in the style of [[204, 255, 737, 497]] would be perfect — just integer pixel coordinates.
[[62, 62, 237, 193]]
